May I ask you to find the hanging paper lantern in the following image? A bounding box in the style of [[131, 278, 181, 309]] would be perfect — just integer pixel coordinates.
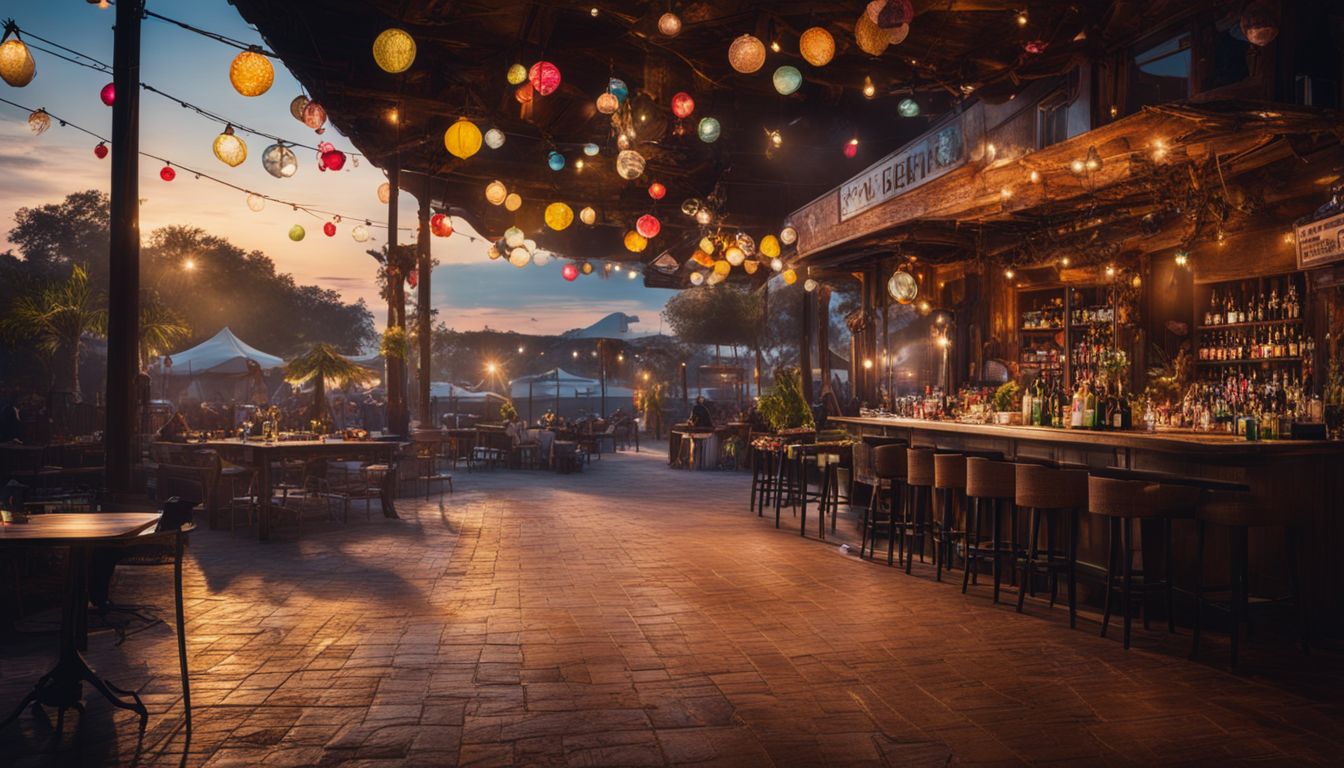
[[804, 278, 819, 292], [505, 193, 522, 211], [770, 257, 784, 272], [581, 262, 594, 275], [616, 149, 646, 180], [695, 209, 713, 225], [579, 206, 597, 225], [547, 150, 566, 171], [515, 82, 534, 104], [532, 250, 552, 267], [0, 36, 36, 88], [855, 13, 890, 56], [671, 92, 695, 119], [99, 82, 116, 106], [608, 78, 629, 103], [884, 23, 910, 45], [504, 227, 525, 248], [724, 246, 745, 267], [562, 263, 579, 281], [428, 213, 452, 238], [319, 143, 346, 171], [246, 193, 266, 212], [780, 226, 798, 245], [658, 12, 682, 37], [596, 92, 619, 115], [289, 225, 306, 242], [407, 269, 418, 288], [624, 231, 648, 253], [712, 260, 732, 277], [772, 66, 803, 96], [444, 118, 483, 159], [582, 143, 600, 157], [302, 101, 327, 132], [681, 199, 702, 217], [689, 271, 705, 286], [324, 221, 337, 237], [699, 237, 715, 255], [898, 97, 920, 117], [799, 27, 835, 67], [736, 232, 756, 256], [529, 61, 562, 96], [352, 224, 370, 243], [697, 117, 721, 144], [487, 244, 502, 260], [782, 268, 798, 285], [159, 165, 176, 182], [544, 202, 574, 231], [372, 28, 416, 73], [289, 95, 309, 121], [27, 108, 49, 135], [636, 215, 661, 239], [648, 182, 667, 200], [760, 235, 781, 258], [691, 250, 714, 268], [485, 180, 507, 205], [1241, 1, 1278, 46], [506, 63, 527, 85], [728, 35, 767, 74], [509, 247, 531, 268], [262, 143, 298, 178], [229, 49, 274, 96], [213, 126, 247, 167]]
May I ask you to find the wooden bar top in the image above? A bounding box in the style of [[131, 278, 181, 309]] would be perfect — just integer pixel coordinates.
[[0, 512, 160, 544], [830, 416, 1344, 457]]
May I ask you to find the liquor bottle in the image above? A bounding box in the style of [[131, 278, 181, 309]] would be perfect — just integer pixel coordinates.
[[1084, 381, 1098, 430], [1071, 381, 1085, 428], [1205, 289, 1216, 326]]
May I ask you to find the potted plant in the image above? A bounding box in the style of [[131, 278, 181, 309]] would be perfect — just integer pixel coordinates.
[[284, 344, 377, 433], [992, 381, 1020, 425], [757, 367, 815, 434], [499, 401, 518, 424]]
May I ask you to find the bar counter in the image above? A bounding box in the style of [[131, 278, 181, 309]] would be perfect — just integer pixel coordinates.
[[831, 416, 1344, 635]]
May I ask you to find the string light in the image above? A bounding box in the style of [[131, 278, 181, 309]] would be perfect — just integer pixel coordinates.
[[862, 76, 876, 99], [1016, 10, 1029, 27], [1174, 251, 1189, 267]]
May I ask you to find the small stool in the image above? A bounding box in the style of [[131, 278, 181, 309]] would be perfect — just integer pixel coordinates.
[[900, 448, 936, 574], [962, 458, 1018, 603], [932, 453, 966, 582], [750, 447, 780, 518], [1191, 491, 1308, 667], [860, 445, 906, 565], [1015, 464, 1087, 627]]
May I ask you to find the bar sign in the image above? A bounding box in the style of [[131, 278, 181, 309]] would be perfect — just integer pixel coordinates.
[[838, 122, 965, 221], [1295, 209, 1344, 269]]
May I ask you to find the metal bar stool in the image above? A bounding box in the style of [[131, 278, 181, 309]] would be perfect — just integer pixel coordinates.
[[860, 445, 906, 565], [1014, 463, 1088, 627], [932, 453, 966, 582], [1191, 491, 1309, 668], [962, 458, 1018, 603], [901, 448, 936, 574], [750, 446, 779, 518]]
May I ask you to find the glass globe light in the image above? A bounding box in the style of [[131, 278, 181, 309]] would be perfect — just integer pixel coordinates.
[[288, 224, 306, 242], [506, 63, 527, 85], [509, 247, 531, 268], [898, 98, 920, 117], [689, 271, 705, 286], [229, 50, 274, 96], [725, 246, 745, 266], [804, 278, 819, 292], [246, 193, 265, 212], [770, 257, 784, 272], [799, 27, 836, 66], [484, 128, 505, 149], [579, 206, 597, 225], [505, 193, 522, 211], [262, 143, 297, 178], [485, 180, 507, 205], [772, 66, 803, 96], [372, 28, 416, 74], [728, 34, 767, 74], [213, 126, 247, 167], [504, 227, 525, 248], [658, 12, 682, 37], [616, 149, 646, 180], [583, 143, 600, 156], [289, 95, 309, 121], [697, 117, 721, 143], [695, 209, 713, 225], [596, 92, 619, 115], [780, 226, 798, 245], [351, 225, 370, 243], [545, 202, 574, 231], [547, 151, 566, 171]]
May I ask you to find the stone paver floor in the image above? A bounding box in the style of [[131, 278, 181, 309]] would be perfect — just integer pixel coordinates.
[[3, 444, 1343, 766]]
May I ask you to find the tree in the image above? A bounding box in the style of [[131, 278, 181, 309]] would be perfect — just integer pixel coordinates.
[[284, 344, 377, 426], [139, 299, 191, 369], [0, 264, 106, 400], [8, 191, 110, 278], [662, 284, 763, 352]]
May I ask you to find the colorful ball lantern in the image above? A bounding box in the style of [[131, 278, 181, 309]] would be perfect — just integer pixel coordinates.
[[547, 151, 566, 171], [579, 206, 597, 225], [724, 246, 746, 267], [624, 231, 648, 253], [318, 143, 346, 171], [27, 108, 49, 135], [1241, 1, 1279, 46], [351, 225, 370, 243], [229, 49, 274, 96], [657, 12, 682, 37], [608, 78, 629, 103], [770, 257, 784, 272], [855, 13, 892, 56], [504, 227, 525, 248], [898, 97, 920, 117], [159, 165, 176, 182], [324, 221, 337, 237], [760, 235, 781, 258], [0, 36, 37, 88], [544, 202, 574, 231], [506, 63, 527, 85], [246, 193, 265, 212], [99, 82, 115, 106], [504, 193, 522, 212], [728, 34, 767, 74], [742, 259, 760, 275], [515, 82, 534, 104], [616, 149, 646, 180], [671, 92, 695, 119], [697, 117, 721, 143], [430, 213, 453, 237], [487, 245, 502, 261], [843, 139, 859, 158], [736, 232, 756, 256], [444, 118, 483, 159], [869, 0, 915, 27], [485, 180, 507, 206], [782, 268, 798, 285], [372, 28, 417, 73], [581, 262, 594, 275], [648, 182, 667, 200], [712, 260, 732, 277], [583, 143, 600, 156], [484, 128, 506, 149], [636, 215, 661, 239], [804, 278, 819, 292], [213, 126, 247, 167], [699, 237, 715, 255], [302, 101, 327, 131], [799, 27, 835, 67], [289, 95, 309, 121], [528, 61, 562, 96], [780, 225, 798, 245], [289, 224, 306, 242], [596, 92, 619, 115], [773, 66, 803, 95], [689, 271, 705, 286], [562, 263, 579, 281], [262, 143, 298, 178], [508, 247, 530, 268], [377, 182, 391, 204]]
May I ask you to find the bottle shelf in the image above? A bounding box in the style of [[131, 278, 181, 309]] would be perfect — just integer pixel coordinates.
[[1194, 357, 1304, 366], [1197, 318, 1302, 331]]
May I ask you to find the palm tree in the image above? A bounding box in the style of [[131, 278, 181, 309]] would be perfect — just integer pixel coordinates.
[[0, 264, 106, 401], [139, 299, 191, 369], [284, 343, 377, 426]]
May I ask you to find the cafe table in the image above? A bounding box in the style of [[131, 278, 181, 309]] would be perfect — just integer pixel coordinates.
[[0, 512, 161, 734]]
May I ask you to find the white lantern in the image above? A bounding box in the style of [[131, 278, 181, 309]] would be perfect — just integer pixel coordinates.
[[804, 278, 819, 292], [245, 193, 266, 212], [509, 247, 531, 268], [616, 150, 646, 180], [689, 271, 705, 286], [351, 225, 370, 243], [504, 226, 525, 248], [725, 246, 746, 266], [780, 225, 797, 245], [505, 193, 523, 211], [728, 34, 767, 74], [579, 206, 597, 225], [485, 180, 507, 205], [261, 143, 298, 178], [484, 128, 506, 149], [770, 257, 784, 272], [377, 182, 391, 204], [658, 13, 682, 37]]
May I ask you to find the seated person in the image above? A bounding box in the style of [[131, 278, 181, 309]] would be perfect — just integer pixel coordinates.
[[156, 411, 191, 443], [689, 396, 714, 429], [505, 416, 532, 446]]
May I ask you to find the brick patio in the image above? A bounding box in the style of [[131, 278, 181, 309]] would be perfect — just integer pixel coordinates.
[[3, 446, 1343, 766]]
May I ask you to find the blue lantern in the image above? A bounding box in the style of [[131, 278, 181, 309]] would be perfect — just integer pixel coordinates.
[[898, 98, 921, 118], [772, 66, 803, 96], [697, 117, 721, 144], [548, 151, 566, 171], [583, 143, 600, 156], [608, 78, 629, 104]]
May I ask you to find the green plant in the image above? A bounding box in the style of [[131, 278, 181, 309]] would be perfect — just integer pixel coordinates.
[[0, 264, 106, 399], [380, 326, 408, 359], [757, 367, 814, 433], [500, 401, 518, 422], [992, 381, 1020, 412], [285, 343, 377, 424]]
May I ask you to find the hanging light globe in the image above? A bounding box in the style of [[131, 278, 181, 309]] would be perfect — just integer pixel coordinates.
[[302, 101, 327, 131], [289, 95, 309, 121], [804, 278, 819, 292], [506, 63, 527, 85], [430, 213, 453, 237], [487, 244, 502, 260], [485, 180, 507, 206], [529, 61, 562, 96], [799, 27, 836, 67], [545, 202, 574, 231], [213, 126, 247, 167], [885, 23, 910, 45], [504, 193, 523, 212], [261, 143, 298, 178], [724, 246, 746, 266], [288, 224, 306, 242], [689, 271, 705, 286], [735, 232, 757, 256], [531, 250, 552, 267], [583, 143, 600, 156], [782, 268, 798, 285], [636, 215, 661, 239], [608, 78, 629, 103], [547, 151, 566, 171], [681, 198, 702, 217], [780, 226, 798, 245], [713, 260, 732, 277], [372, 28, 416, 74], [504, 227, 525, 248], [728, 34, 767, 74], [377, 182, 392, 204], [691, 249, 714, 267], [509, 247, 531, 268], [99, 82, 115, 106], [624, 231, 648, 253], [855, 13, 890, 56], [760, 235, 781, 258], [323, 221, 337, 237], [596, 92, 619, 115], [697, 117, 721, 143], [657, 12, 682, 37], [0, 36, 37, 87], [515, 82, 534, 104], [579, 206, 597, 225], [648, 182, 667, 200], [246, 193, 266, 212], [616, 149, 646, 180], [742, 259, 760, 275], [562, 263, 579, 281], [229, 49, 274, 96], [444, 118, 483, 159], [770, 257, 784, 272], [773, 66, 803, 95], [27, 108, 49, 135], [484, 128, 505, 149], [898, 97, 920, 117], [671, 92, 695, 119], [351, 224, 370, 243]]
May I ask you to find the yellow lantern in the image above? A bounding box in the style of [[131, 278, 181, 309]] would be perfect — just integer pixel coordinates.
[[0, 37, 36, 88], [444, 118, 482, 160], [699, 237, 715, 255], [724, 246, 746, 266], [504, 193, 523, 211], [760, 235, 781, 258], [742, 259, 760, 275], [728, 34, 766, 74], [691, 250, 714, 268], [485, 180, 507, 206], [624, 231, 648, 253], [596, 92, 619, 115], [506, 63, 527, 85], [377, 182, 391, 204], [799, 27, 835, 67], [855, 13, 890, 56], [713, 260, 732, 277], [782, 268, 798, 285], [579, 206, 597, 225], [372, 28, 416, 74], [213, 125, 247, 167], [545, 202, 574, 231], [229, 50, 274, 96], [706, 271, 726, 286]]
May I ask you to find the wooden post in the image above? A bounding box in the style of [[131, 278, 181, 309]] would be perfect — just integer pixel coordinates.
[[105, 0, 143, 498], [817, 285, 832, 398], [385, 160, 409, 437], [416, 194, 432, 427], [800, 289, 814, 405]]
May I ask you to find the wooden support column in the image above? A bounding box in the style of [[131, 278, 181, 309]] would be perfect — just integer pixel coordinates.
[[817, 285, 832, 398], [800, 288, 814, 404], [385, 160, 409, 437], [416, 195, 432, 426], [104, 0, 143, 498]]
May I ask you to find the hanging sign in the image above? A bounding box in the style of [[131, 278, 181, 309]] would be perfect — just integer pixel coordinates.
[[839, 121, 965, 221], [1295, 209, 1344, 269]]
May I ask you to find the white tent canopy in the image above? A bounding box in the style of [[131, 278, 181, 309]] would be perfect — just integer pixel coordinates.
[[429, 382, 506, 402], [346, 351, 384, 370], [509, 368, 601, 399], [151, 327, 284, 377]]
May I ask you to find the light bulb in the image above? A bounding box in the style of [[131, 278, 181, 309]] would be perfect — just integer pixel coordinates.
[[862, 76, 876, 99]]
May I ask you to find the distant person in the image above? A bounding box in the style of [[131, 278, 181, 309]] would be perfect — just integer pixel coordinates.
[[156, 411, 190, 443], [0, 398, 21, 443], [690, 396, 714, 429]]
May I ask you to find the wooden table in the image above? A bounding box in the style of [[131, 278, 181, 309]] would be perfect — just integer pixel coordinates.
[[196, 439, 400, 541], [0, 513, 161, 735]]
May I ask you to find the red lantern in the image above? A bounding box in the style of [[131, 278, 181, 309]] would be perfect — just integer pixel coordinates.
[[407, 269, 418, 288], [430, 213, 454, 238], [1024, 40, 1048, 55], [94, 143, 108, 159], [843, 140, 858, 159], [528, 61, 561, 96], [318, 142, 346, 171], [562, 263, 579, 281], [99, 82, 115, 106], [671, 92, 695, 119], [648, 182, 666, 200], [636, 214, 661, 239], [323, 221, 337, 237], [515, 82, 533, 104], [160, 165, 176, 181]]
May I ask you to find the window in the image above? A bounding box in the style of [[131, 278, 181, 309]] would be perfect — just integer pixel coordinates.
[[1037, 91, 1071, 148], [1128, 32, 1191, 111]]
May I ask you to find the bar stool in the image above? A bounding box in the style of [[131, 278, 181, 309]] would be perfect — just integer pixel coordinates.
[[1014, 463, 1087, 627], [750, 446, 779, 518], [1191, 491, 1308, 668], [962, 458, 1017, 603], [899, 448, 936, 574], [798, 446, 843, 540], [931, 453, 966, 582], [860, 445, 906, 565]]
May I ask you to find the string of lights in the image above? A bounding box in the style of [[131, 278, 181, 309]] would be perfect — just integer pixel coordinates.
[[141, 8, 279, 58]]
